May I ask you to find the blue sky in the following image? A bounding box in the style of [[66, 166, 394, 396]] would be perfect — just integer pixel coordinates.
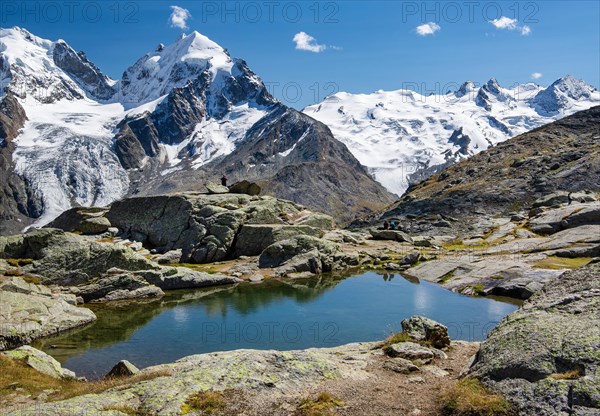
[[1, 1, 599, 108]]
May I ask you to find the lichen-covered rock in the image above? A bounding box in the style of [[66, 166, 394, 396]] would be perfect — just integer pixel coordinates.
[[154, 249, 183, 264], [8, 342, 375, 415], [401, 316, 451, 349], [258, 235, 339, 276], [78, 216, 111, 234], [383, 342, 435, 364], [235, 224, 324, 256], [228, 180, 261, 196], [3, 345, 78, 379], [0, 229, 239, 303], [0, 276, 96, 350], [369, 229, 413, 244], [103, 194, 330, 264], [470, 261, 600, 415], [382, 357, 420, 374], [295, 212, 336, 230], [205, 182, 229, 194]]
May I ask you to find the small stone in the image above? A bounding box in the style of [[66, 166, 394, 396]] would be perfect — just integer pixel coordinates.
[[382, 358, 420, 374], [104, 360, 140, 378], [78, 216, 111, 235], [421, 365, 449, 377], [408, 376, 425, 384], [249, 274, 264, 282], [206, 182, 229, 194], [384, 342, 435, 363]]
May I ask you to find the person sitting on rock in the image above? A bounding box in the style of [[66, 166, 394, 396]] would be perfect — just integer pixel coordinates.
[[383, 220, 389, 230], [221, 175, 227, 187]]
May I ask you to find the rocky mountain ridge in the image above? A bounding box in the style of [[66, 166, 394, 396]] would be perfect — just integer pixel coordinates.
[[0, 27, 392, 234], [365, 105, 600, 235]]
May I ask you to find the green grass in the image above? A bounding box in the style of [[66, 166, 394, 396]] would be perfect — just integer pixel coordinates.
[[0, 355, 171, 403], [442, 241, 490, 251], [181, 390, 226, 415], [296, 392, 345, 416], [21, 275, 42, 284], [438, 270, 456, 284], [533, 256, 593, 270], [7, 258, 34, 267], [549, 369, 582, 380], [440, 378, 514, 416], [177, 263, 220, 274], [472, 284, 486, 296]]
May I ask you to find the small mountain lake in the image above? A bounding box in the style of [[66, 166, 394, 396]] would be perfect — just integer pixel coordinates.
[[34, 272, 520, 379]]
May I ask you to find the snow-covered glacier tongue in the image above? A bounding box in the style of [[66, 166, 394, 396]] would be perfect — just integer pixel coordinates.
[[303, 77, 600, 196], [12, 99, 129, 227]]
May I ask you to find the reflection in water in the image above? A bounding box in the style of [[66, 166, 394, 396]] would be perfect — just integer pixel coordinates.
[[34, 272, 518, 380]]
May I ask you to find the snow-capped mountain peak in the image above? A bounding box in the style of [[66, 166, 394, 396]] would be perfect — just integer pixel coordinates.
[[455, 81, 476, 98], [532, 75, 598, 116], [118, 31, 235, 106], [0, 26, 116, 103], [303, 76, 600, 195]]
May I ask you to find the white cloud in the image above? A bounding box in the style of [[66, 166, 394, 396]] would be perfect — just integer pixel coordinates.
[[490, 16, 518, 30], [293, 32, 327, 53], [416, 22, 441, 36], [170, 5, 191, 29], [531, 72, 543, 80], [489, 16, 532, 36]]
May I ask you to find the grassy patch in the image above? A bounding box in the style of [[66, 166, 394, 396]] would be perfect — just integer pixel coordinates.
[[21, 274, 42, 284], [296, 392, 345, 416], [471, 284, 486, 296], [181, 390, 226, 415], [7, 258, 34, 267], [442, 241, 489, 251], [0, 355, 171, 403], [440, 378, 514, 416], [4, 269, 23, 276], [438, 270, 456, 284], [533, 256, 593, 270], [376, 330, 432, 349], [96, 237, 115, 243], [549, 369, 582, 380], [178, 263, 220, 274]]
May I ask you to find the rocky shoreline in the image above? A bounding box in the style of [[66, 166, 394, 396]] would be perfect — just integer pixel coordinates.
[[1, 185, 599, 414]]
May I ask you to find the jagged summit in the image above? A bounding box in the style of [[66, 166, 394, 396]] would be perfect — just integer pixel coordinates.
[[532, 74, 599, 116], [0, 27, 115, 102], [0, 27, 392, 233], [118, 30, 235, 106]]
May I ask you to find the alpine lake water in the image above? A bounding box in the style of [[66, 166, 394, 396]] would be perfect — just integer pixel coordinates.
[[34, 271, 520, 380]]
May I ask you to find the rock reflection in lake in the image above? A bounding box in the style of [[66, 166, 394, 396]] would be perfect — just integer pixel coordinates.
[[35, 271, 517, 379]]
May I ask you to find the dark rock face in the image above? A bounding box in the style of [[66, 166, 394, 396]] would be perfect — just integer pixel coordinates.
[[52, 41, 115, 101], [207, 106, 394, 222], [470, 262, 600, 415]]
